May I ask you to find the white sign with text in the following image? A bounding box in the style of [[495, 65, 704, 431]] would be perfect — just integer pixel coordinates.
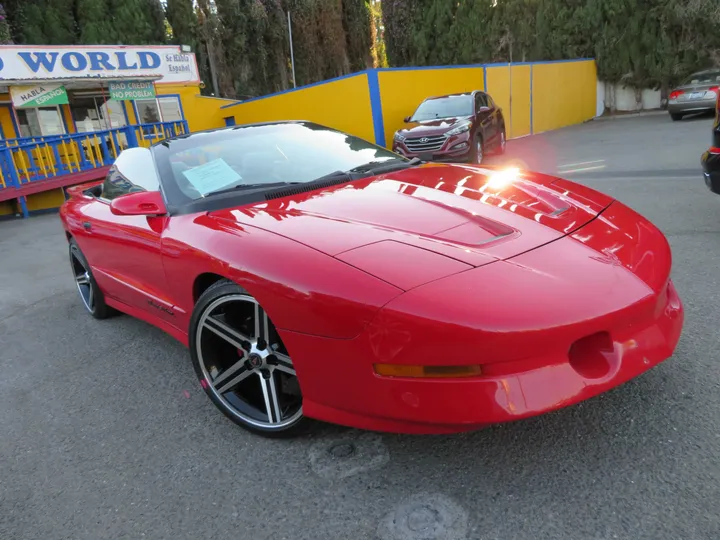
[[0, 45, 199, 84]]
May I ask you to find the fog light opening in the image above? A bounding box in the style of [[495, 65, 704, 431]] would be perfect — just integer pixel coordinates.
[[568, 332, 615, 379]]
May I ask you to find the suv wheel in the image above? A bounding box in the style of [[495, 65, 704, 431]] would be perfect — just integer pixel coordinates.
[[471, 137, 484, 164]]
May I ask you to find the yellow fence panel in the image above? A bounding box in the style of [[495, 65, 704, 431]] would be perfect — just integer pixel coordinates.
[[378, 67, 485, 147], [532, 60, 596, 134], [225, 73, 376, 143], [511, 65, 532, 138]]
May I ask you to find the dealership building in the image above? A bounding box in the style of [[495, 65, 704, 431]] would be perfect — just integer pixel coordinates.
[[0, 44, 206, 217]]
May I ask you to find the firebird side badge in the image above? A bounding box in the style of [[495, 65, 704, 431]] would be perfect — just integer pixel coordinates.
[[147, 299, 175, 316]]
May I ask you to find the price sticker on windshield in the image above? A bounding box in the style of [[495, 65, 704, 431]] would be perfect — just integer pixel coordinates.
[[182, 158, 242, 196]]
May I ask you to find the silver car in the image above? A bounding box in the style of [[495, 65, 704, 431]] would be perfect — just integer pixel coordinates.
[[668, 69, 720, 121]]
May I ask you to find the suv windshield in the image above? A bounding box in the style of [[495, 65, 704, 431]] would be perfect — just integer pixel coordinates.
[[682, 71, 720, 85], [411, 95, 473, 121], [152, 122, 404, 204]]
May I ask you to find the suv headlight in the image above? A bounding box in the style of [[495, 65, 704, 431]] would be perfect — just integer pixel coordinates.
[[394, 132, 406, 143], [447, 121, 471, 136]]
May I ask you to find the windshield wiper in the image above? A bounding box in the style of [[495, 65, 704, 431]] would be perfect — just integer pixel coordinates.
[[203, 181, 300, 197], [347, 157, 423, 176]]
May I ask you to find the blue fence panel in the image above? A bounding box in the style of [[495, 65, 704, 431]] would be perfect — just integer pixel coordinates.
[[0, 120, 188, 192]]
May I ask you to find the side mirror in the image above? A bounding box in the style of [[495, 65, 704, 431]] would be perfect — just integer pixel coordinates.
[[403, 116, 411, 123], [477, 106, 492, 114], [110, 190, 167, 216]]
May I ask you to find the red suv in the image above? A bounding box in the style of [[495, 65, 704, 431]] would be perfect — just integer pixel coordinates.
[[392, 91, 506, 164]]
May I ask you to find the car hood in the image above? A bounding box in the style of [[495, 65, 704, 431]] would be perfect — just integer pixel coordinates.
[[398, 117, 470, 137], [209, 164, 614, 289]]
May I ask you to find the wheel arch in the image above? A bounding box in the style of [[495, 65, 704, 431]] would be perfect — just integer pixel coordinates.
[[192, 272, 230, 303]]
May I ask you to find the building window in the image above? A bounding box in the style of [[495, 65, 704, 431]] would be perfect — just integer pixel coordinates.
[[69, 94, 127, 133], [135, 96, 183, 124], [16, 107, 65, 138]]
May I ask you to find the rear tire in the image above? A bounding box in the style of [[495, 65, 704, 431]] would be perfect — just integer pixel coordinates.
[[68, 239, 114, 319], [670, 112, 683, 121], [189, 279, 310, 438]]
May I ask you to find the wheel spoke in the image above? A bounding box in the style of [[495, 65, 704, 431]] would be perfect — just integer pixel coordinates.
[[259, 371, 283, 423], [273, 352, 295, 376], [76, 274, 89, 286], [203, 315, 252, 349], [216, 364, 253, 394], [212, 357, 248, 389], [87, 285, 94, 308], [255, 304, 270, 344]]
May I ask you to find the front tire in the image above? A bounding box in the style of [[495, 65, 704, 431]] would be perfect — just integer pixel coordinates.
[[471, 137, 485, 164], [189, 279, 308, 437], [68, 239, 114, 319], [496, 128, 507, 155]]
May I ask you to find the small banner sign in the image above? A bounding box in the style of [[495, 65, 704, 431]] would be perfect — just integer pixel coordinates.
[[108, 80, 156, 101], [10, 84, 69, 108]]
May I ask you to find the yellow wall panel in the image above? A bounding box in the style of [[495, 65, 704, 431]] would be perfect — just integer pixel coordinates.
[[226, 74, 375, 143], [61, 104, 75, 133], [486, 65, 511, 129], [124, 101, 137, 125], [25, 188, 65, 211], [532, 60, 596, 134], [184, 96, 237, 132], [510, 65, 531, 138], [0, 200, 14, 216], [0, 104, 17, 139], [378, 67, 485, 147]]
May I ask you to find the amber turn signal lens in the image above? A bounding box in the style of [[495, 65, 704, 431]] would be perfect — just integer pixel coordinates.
[[373, 363, 482, 378]]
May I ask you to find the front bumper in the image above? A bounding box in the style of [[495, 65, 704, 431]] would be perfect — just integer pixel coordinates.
[[285, 279, 683, 434], [701, 149, 720, 194]]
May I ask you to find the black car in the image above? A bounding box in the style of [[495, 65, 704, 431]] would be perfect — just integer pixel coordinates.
[[701, 95, 720, 194]]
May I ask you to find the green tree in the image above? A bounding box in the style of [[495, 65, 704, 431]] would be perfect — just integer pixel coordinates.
[[342, 0, 372, 71], [75, 0, 117, 44], [0, 3, 13, 44], [109, 0, 164, 44], [166, 0, 197, 47], [382, 0, 419, 66]]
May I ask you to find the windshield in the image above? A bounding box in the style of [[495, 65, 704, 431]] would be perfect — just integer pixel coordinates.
[[682, 71, 720, 86], [411, 95, 473, 121], [153, 122, 403, 203]]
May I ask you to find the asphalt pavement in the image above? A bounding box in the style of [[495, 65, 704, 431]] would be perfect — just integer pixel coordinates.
[[2, 111, 719, 540]]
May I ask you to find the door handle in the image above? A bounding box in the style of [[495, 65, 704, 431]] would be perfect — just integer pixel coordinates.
[[83, 221, 92, 231]]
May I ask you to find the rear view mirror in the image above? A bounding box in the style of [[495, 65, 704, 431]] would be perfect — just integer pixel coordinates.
[[110, 191, 167, 216]]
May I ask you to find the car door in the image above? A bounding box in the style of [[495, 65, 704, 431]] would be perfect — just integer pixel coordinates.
[[486, 94, 503, 141], [475, 92, 496, 144], [75, 154, 177, 326]]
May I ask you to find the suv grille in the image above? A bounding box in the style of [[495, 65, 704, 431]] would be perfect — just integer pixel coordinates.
[[405, 135, 447, 152]]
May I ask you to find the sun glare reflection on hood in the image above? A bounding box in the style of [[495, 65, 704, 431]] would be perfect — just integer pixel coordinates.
[[484, 167, 521, 191]]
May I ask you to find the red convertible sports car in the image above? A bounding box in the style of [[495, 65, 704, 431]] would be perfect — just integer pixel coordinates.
[[60, 121, 684, 436]]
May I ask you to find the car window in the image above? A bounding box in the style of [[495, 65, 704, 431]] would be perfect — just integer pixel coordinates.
[[411, 95, 473, 121], [682, 71, 720, 85], [101, 159, 160, 201], [152, 122, 402, 204], [476, 93, 489, 111]]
